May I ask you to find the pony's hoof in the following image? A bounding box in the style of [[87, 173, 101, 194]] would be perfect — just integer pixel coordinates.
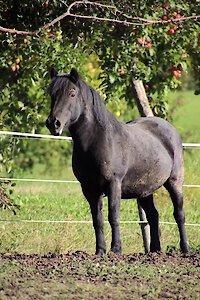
[[95, 249, 106, 256], [110, 247, 122, 255], [180, 241, 189, 253], [150, 243, 161, 253]]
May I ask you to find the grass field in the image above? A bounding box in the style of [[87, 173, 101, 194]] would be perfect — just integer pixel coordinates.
[[1, 180, 199, 255], [169, 90, 200, 141]]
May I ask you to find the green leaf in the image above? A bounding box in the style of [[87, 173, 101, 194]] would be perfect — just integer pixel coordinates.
[[149, 48, 154, 57], [109, 74, 116, 84], [31, 77, 36, 87], [17, 101, 24, 108]]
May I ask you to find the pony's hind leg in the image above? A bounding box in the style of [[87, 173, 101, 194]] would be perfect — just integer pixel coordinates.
[[164, 179, 189, 253], [138, 194, 161, 252]]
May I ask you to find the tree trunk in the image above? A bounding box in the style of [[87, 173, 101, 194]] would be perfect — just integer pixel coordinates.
[[132, 77, 153, 253], [132, 78, 153, 117]]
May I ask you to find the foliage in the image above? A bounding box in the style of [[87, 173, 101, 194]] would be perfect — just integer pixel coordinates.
[[0, 29, 87, 205], [89, 0, 199, 118], [1, 1, 199, 122], [0, 1, 93, 184], [0, 0, 88, 208], [0, 181, 19, 214]]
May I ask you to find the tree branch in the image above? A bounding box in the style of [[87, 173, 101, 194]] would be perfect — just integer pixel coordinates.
[[0, 26, 35, 36], [0, 1, 199, 36]]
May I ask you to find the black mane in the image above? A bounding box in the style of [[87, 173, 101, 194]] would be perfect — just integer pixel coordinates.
[[48, 74, 71, 98], [89, 86, 114, 127]]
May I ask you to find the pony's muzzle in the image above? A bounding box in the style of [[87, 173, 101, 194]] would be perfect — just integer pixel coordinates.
[[46, 117, 62, 135]]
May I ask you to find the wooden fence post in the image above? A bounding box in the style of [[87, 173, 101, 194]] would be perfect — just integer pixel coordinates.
[[131, 78, 154, 117], [137, 200, 150, 253]]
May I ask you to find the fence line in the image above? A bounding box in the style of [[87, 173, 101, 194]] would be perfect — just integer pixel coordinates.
[[183, 184, 200, 188], [183, 143, 200, 148], [0, 130, 72, 141], [0, 177, 79, 184], [1, 130, 200, 148], [0, 177, 200, 188], [0, 219, 199, 226]]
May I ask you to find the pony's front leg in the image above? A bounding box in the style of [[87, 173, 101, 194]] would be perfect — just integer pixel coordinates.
[[108, 179, 122, 254], [89, 195, 106, 255], [82, 186, 106, 255]]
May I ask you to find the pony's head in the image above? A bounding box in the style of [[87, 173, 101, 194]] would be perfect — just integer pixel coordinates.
[[46, 68, 82, 135]]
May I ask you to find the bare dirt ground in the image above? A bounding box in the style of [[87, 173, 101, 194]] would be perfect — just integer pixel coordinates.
[[0, 251, 199, 300]]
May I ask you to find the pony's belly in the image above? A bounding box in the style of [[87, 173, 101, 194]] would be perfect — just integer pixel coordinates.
[[121, 182, 163, 199], [121, 180, 166, 199], [121, 164, 172, 199]]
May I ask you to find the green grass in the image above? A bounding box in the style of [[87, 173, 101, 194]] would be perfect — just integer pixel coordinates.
[[0, 90, 200, 255], [0, 177, 199, 255], [169, 90, 200, 142]]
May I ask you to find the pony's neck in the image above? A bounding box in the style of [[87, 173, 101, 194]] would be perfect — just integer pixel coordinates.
[[69, 82, 117, 150], [90, 87, 112, 128]]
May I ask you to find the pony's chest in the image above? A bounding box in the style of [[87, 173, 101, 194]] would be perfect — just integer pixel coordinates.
[[72, 149, 116, 184]]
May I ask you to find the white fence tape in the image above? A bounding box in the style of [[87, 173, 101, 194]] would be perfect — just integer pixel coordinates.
[[0, 130, 72, 141], [0, 219, 199, 226], [182, 143, 200, 148], [0, 177, 199, 188], [0, 177, 79, 184], [0, 177, 200, 188], [0, 130, 199, 147]]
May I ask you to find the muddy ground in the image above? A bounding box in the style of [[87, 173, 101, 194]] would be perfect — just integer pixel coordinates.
[[0, 251, 199, 299]]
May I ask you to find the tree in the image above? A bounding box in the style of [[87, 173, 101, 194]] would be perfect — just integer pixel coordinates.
[[1, 1, 199, 118]]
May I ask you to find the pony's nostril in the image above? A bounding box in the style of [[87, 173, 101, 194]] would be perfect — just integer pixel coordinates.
[[54, 119, 61, 129]]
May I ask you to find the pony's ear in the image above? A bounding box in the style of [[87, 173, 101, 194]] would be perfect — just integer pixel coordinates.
[[70, 68, 79, 83], [50, 68, 58, 79]]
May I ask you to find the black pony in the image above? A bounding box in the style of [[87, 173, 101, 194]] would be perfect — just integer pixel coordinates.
[[46, 68, 189, 255]]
